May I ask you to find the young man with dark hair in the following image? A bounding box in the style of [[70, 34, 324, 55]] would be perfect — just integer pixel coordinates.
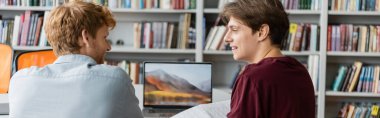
[[222, 0, 316, 117]]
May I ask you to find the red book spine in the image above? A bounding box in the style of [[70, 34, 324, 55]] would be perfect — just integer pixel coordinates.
[[327, 25, 332, 51]]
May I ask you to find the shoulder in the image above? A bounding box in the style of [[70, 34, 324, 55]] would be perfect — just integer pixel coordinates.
[[251, 56, 307, 72], [242, 56, 309, 81], [12, 66, 42, 79], [89, 64, 130, 80]]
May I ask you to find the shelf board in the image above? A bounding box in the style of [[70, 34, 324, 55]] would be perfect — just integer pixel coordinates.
[[110, 9, 196, 13], [0, 6, 53, 11], [13, 46, 52, 51], [327, 51, 380, 57], [12, 46, 196, 54], [203, 50, 232, 55], [109, 47, 196, 54], [326, 91, 380, 97], [286, 10, 321, 15], [282, 51, 319, 56], [204, 8, 320, 15], [204, 8, 221, 13], [329, 11, 380, 16], [203, 50, 319, 56], [0, 6, 196, 13]]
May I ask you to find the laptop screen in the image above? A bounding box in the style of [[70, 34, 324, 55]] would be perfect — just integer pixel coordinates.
[[143, 62, 212, 108]]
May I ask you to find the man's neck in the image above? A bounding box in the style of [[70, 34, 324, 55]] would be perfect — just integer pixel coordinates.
[[251, 46, 283, 64]]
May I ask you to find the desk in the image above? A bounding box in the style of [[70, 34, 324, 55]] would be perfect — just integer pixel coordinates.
[[0, 85, 231, 117]]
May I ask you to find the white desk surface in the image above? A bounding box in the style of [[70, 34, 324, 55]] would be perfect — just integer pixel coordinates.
[[0, 84, 231, 117]]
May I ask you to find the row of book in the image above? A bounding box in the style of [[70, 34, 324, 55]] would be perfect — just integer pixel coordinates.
[[0, 11, 50, 47], [132, 14, 194, 49], [107, 0, 196, 9], [0, 19, 13, 44], [217, 0, 321, 10], [329, 0, 380, 11], [203, 23, 320, 51], [204, 25, 226, 50], [338, 102, 380, 118], [282, 23, 320, 52], [327, 24, 380, 52], [281, 0, 321, 10], [0, 0, 196, 10], [332, 61, 380, 93], [0, 0, 63, 6], [308, 55, 319, 91]]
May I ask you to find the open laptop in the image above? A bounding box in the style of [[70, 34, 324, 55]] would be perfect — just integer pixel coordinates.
[[142, 62, 212, 117]]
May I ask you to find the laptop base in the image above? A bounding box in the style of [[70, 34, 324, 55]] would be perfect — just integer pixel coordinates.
[[143, 108, 184, 118]]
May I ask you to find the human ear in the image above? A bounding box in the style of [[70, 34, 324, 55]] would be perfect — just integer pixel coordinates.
[[258, 24, 270, 41], [81, 29, 91, 47]]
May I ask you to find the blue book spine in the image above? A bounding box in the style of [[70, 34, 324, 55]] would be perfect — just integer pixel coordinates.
[[364, 66, 370, 92], [140, 0, 144, 9], [365, 66, 370, 92], [126, 0, 131, 8], [368, 66, 373, 92], [333, 66, 347, 91], [356, 0, 361, 10], [357, 67, 366, 92]]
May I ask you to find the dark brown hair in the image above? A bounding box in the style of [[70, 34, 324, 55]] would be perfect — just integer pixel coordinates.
[[221, 0, 289, 46]]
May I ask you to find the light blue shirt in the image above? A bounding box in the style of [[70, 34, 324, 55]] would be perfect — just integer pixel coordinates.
[[9, 54, 143, 118]]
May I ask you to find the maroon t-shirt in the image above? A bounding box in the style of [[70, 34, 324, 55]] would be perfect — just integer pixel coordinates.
[[227, 56, 315, 118]]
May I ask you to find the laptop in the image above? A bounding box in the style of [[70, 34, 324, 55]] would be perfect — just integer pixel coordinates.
[[142, 62, 212, 117]]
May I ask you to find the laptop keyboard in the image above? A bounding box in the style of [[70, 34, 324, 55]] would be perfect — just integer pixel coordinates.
[[143, 108, 184, 117]]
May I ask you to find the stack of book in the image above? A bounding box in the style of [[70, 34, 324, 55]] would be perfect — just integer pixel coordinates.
[[327, 24, 380, 52], [281, 0, 321, 10], [282, 23, 320, 52], [0, 0, 61, 6], [337, 102, 380, 118], [0, 11, 50, 47], [107, 0, 197, 9], [329, 0, 380, 11], [332, 61, 380, 93], [132, 13, 194, 49]]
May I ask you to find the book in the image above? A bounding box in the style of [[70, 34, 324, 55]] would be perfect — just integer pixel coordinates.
[[20, 10, 31, 46], [340, 66, 353, 91], [39, 11, 50, 47], [332, 66, 347, 91], [347, 104, 356, 118], [356, 66, 366, 92], [348, 61, 363, 92]]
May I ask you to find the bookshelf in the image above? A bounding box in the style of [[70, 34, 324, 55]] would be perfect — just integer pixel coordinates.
[[325, 0, 380, 117], [3, 0, 380, 118]]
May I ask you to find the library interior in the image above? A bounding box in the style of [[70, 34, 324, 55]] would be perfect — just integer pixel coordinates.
[[1, 0, 380, 118]]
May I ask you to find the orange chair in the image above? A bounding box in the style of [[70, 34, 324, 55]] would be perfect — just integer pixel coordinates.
[[0, 44, 13, 93], [15, 50, 57, 71]]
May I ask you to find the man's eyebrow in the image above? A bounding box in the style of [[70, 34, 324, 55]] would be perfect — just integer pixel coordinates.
[[228, 25, 239, 28]]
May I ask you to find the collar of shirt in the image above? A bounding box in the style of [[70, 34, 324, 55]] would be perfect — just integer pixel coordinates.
[[54, 54, 97, 65]]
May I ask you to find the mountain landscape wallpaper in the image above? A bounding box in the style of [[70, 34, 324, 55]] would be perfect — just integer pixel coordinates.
[[144, 68, 211, 106]]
